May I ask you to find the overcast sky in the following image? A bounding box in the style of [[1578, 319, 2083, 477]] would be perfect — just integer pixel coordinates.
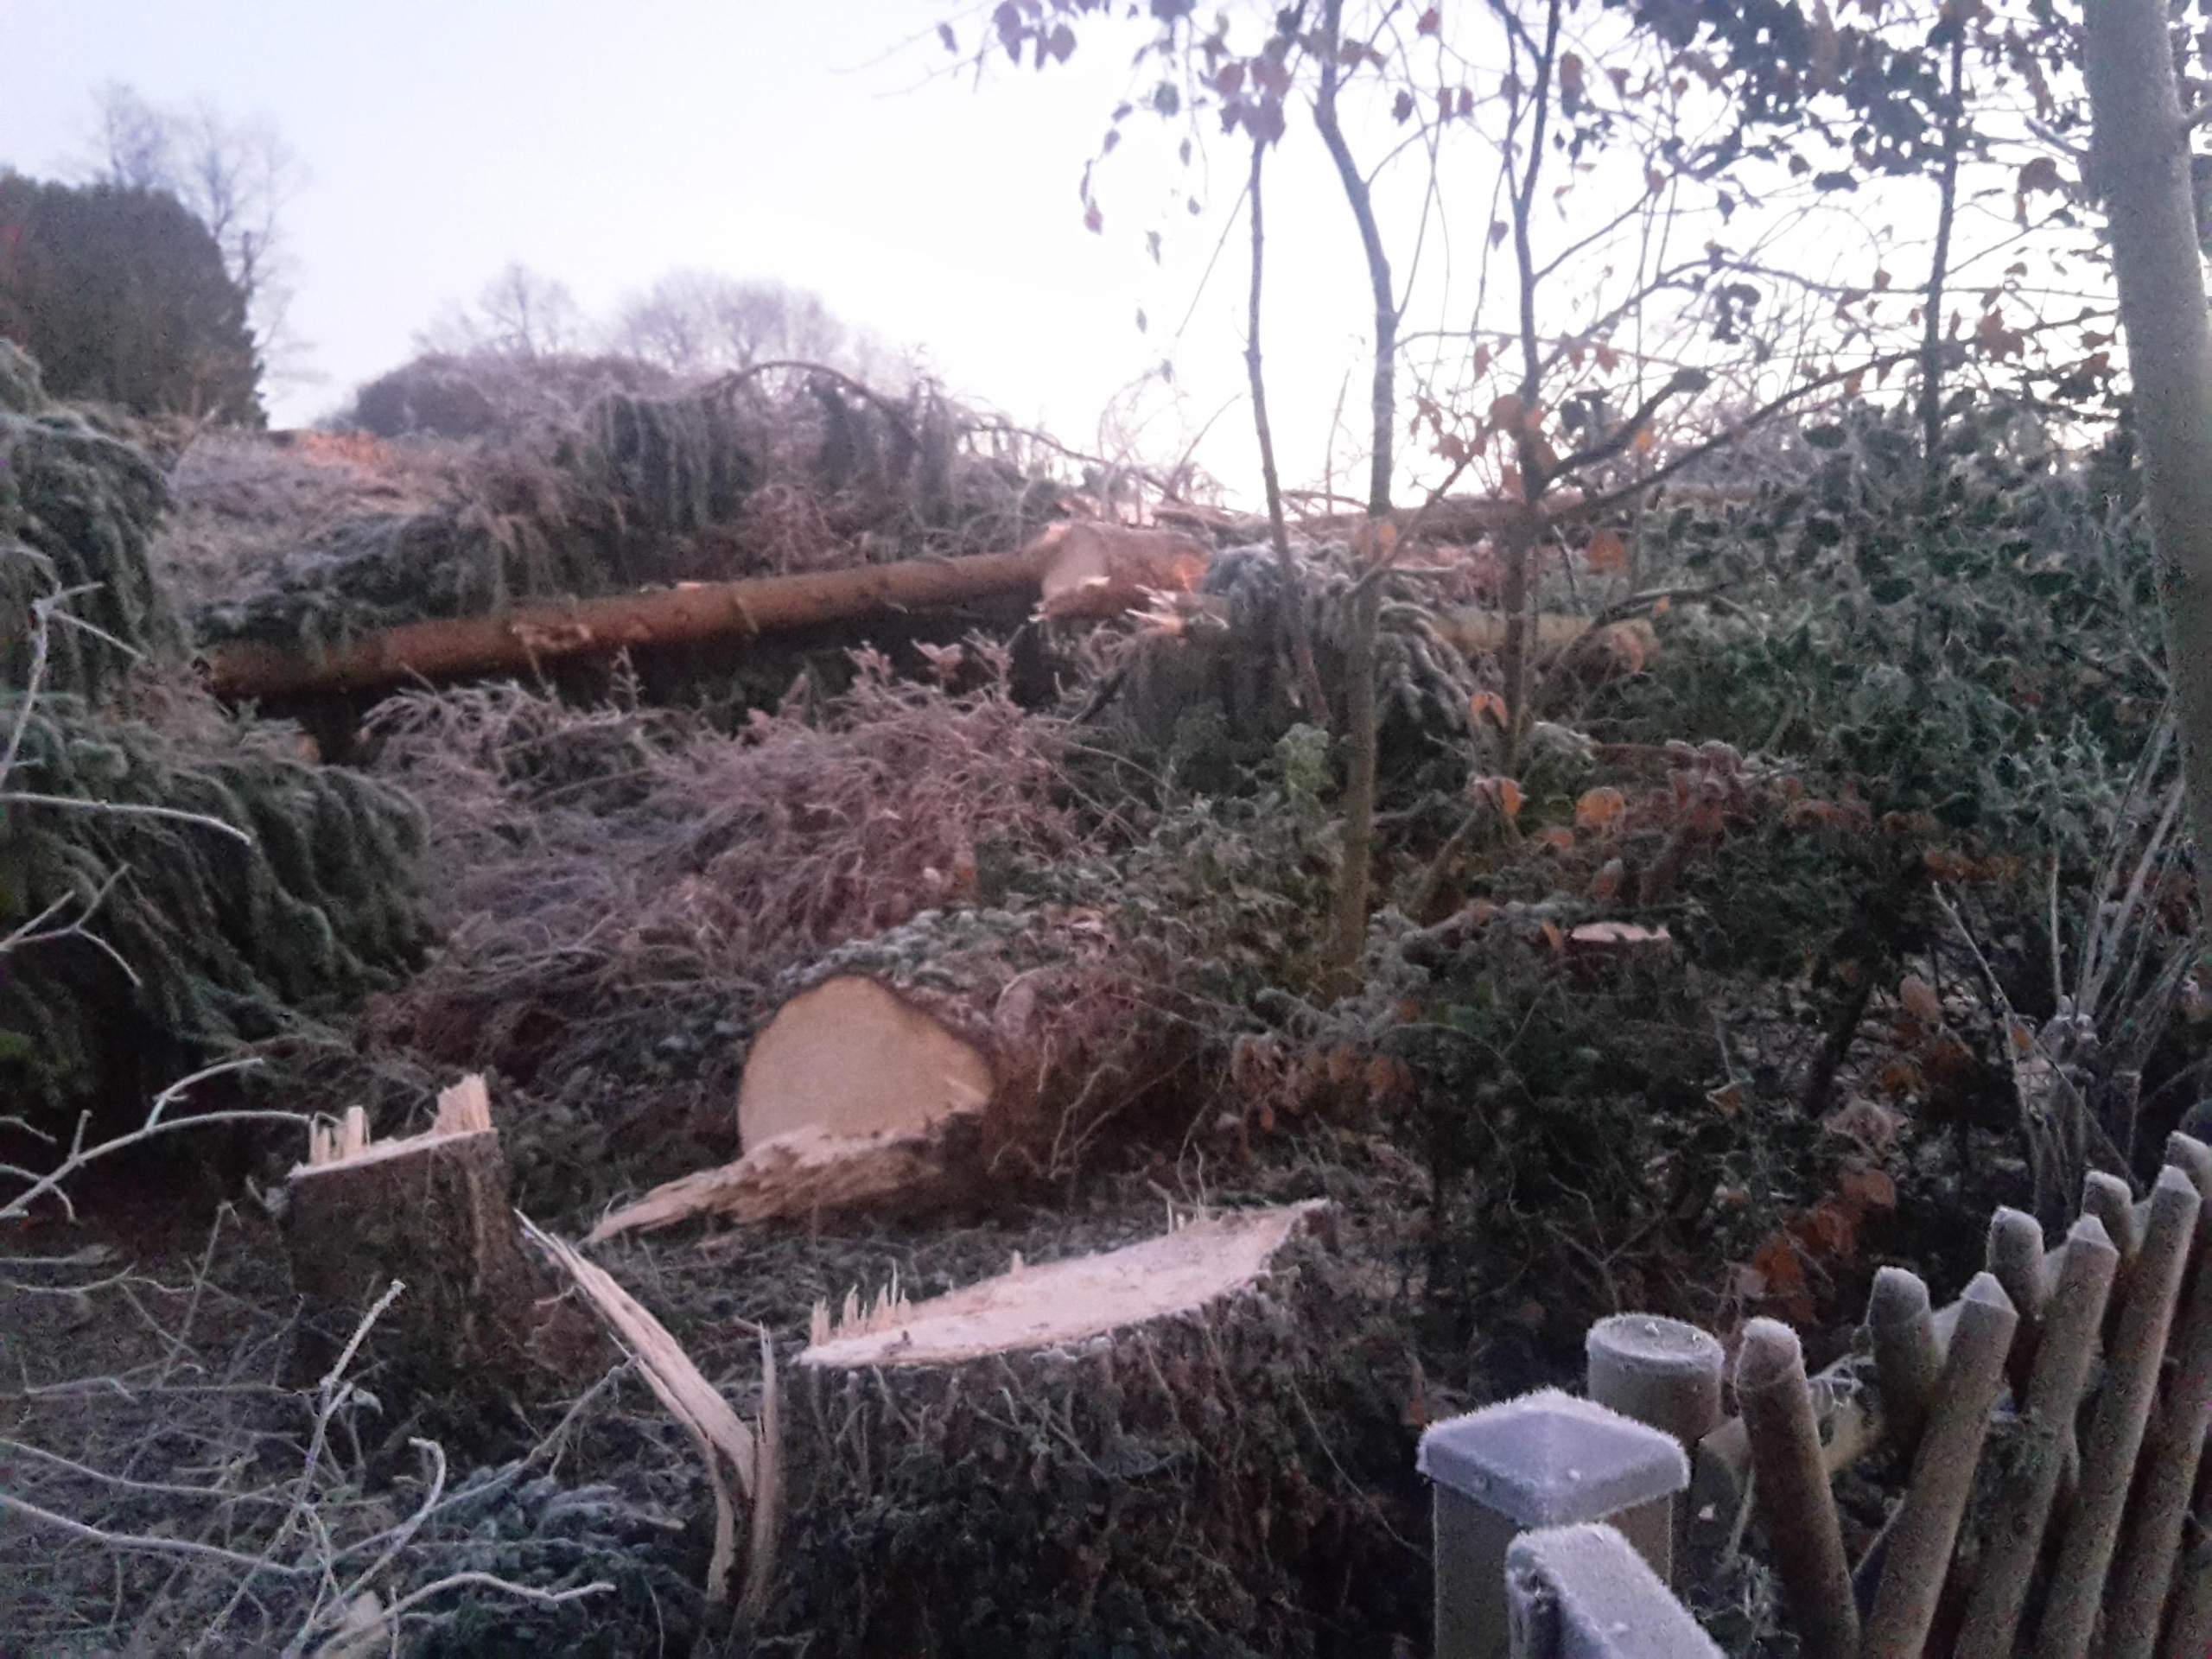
[[0, 1, 1408, 495]]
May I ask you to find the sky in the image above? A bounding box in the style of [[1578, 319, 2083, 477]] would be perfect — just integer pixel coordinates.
[[0, 0, 1395, 495]]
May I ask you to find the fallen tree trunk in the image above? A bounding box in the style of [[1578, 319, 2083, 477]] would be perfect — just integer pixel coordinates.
[[208, 544, 1062, 700], [588, 908, 1192, 1241], [751, 1201, 1418, 1655], [283, 1077, 603, 1400]]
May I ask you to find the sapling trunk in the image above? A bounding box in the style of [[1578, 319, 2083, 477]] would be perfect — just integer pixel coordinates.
[[1735, 1319, 1859, 1659], [1954, 1217, 2120, 1659], [1862, 1273, 2017, 1657]]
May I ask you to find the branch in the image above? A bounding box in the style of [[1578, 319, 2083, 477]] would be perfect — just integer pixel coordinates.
[[1246, 137, 1332, 722]]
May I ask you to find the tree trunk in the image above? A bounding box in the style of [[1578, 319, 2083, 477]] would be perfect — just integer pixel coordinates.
[[207, 543, 1065, 700], [2084, 0, 2212, 880], [1313, 0, 1398, 996]]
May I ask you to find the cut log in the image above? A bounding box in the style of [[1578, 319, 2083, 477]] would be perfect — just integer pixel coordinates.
[[207, 544, 1061, 700], [753, 1201, 1417, 1654], [1032, 520, 1212, 621], [593, 908, 1188, 1239], [283, 1076, 602, 1400]]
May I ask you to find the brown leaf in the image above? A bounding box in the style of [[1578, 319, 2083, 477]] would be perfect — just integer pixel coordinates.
[[1469, 689, 1509, 728], [1574, 786, 1628, 831], [938, 22, 958, 53], [1584, 528, 1629, 575], [1417, 6, 1441, 35]]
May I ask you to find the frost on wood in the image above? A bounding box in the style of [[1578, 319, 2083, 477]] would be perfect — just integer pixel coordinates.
[[283, 1076, 601, 1400]]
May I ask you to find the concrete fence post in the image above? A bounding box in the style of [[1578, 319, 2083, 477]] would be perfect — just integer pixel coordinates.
[[1504, 1523, 1723, 1659], [1419, 1389, 1689, 1658], [1584, 1313, 1724, 1582]]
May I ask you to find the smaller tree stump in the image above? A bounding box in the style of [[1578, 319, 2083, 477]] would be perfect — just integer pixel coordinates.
[[283, 1077, 601, 1402]]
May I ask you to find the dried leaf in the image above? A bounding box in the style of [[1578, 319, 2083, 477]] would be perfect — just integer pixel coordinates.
[[1898, 974, 1943, 1027], [1584, 527, 1628, 575], [1574, 785, 1628, 831], [1470, 689, 1509, 728]]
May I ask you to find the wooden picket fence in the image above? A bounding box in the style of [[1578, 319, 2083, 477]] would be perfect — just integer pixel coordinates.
[[1433, 1128, 2212, 1658]]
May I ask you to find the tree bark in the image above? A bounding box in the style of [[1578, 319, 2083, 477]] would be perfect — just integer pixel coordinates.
[[2084, 0, 2212, 884], [206, 544, 1062, 700]]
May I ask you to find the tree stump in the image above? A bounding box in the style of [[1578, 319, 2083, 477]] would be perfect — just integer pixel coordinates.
[[283, 1077, 601, 1402], [755, 1201, 1421, 1655]]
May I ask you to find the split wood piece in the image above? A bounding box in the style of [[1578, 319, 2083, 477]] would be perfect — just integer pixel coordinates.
[[1867, 1267, 1942, 1459], [206, 543, 1062, 700], [587, 1122, 979, 1243], [1861, 1272, 2018, 1657], [2033, 1163, 2203, 1659], [283, 1076, 601, 1399], [1736, 1319, 1859, 1659], [772, 1204, 1376, 1655], [1985, 1207, 2048, 1400], [2102, 1133, 2212, 1659], [1955, 1215, 2120, 1659], [524, 1218, 777, 1613]]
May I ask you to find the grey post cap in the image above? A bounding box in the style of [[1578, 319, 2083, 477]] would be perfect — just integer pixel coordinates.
[[1417, 1388, 1691, 1527], [1508, 1523, 1723, 1657]]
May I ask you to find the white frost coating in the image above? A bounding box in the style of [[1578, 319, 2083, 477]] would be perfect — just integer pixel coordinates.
[[1507, 1523, 1721, 1657], [1418, 1389, 1688, 1527]]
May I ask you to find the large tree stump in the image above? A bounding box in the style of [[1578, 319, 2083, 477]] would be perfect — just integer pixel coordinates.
[[283, 1077, 601, 1401], [753, 1201, 1420, 1655]]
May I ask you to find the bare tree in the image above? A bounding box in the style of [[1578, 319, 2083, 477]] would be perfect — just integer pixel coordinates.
[[85, 84, 304, 378], [417, 263, 587, 360], [611, 270, 885, 378]]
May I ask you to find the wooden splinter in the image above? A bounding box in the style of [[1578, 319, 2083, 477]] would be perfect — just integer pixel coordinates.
[[1953, 1216, 2120, 1659], [2034, 1163, 2203, 1659], [1736, 1318, 1859, 1659], [1862, 1272, 2017, 1658]]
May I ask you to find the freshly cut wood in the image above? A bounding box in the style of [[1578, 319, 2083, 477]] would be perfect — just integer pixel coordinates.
[[524, 1218, 778, 1613], [283, 1076, 601, 1398], [800, 1201, 1323, 1368], [587, 1122, 979, 1243], [206, 543, 1061, 699], [760, 1203, 1411, 1654], [736, 976, 994, 1149], [1032, 520, 1212, 620]]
